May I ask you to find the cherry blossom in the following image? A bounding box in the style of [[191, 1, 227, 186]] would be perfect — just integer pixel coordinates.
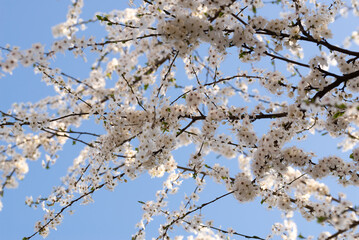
[[1, 0, 359, 239]]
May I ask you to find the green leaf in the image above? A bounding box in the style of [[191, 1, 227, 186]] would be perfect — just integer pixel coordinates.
[[333, 111, 345, 119], [144, 84, 149, 90], [350, 153, 354, 159], [298, 233, 305, 239], [317, 216, 327, 223], [107, 22, 113, 26], [239, 51, 248, 59], [335, 103, 347, 110], [209, 25, 214, 31], [252, 6, 257, 14], [138, 201, 145, 204], [204, 164, 211, 168], [260, 199, 265, 204], [192, 172, 198, 179], [96, 15, 103, 21], [72, 140, 76, 145], [218, 12, 224, 17]]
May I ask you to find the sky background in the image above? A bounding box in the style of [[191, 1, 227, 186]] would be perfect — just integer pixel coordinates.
[[0, 0, 359, 239]]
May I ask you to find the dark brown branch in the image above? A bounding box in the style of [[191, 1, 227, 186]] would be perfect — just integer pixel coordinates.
[[94, 34, 160, 46], [326, 220, 359, 240], [312, 69, 359, 100]]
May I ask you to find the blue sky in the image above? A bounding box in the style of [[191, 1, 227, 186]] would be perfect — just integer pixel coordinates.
[[1, 1, 359, 240]]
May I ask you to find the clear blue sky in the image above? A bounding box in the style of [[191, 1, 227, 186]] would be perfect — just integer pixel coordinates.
[[1, 1, 359, 240]]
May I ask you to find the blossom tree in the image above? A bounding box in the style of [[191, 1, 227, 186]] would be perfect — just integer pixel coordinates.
[[1, 0, 359, 239]]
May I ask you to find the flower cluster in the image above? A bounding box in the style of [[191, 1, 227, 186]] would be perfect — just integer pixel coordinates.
[[233, 172, 258, 202]]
